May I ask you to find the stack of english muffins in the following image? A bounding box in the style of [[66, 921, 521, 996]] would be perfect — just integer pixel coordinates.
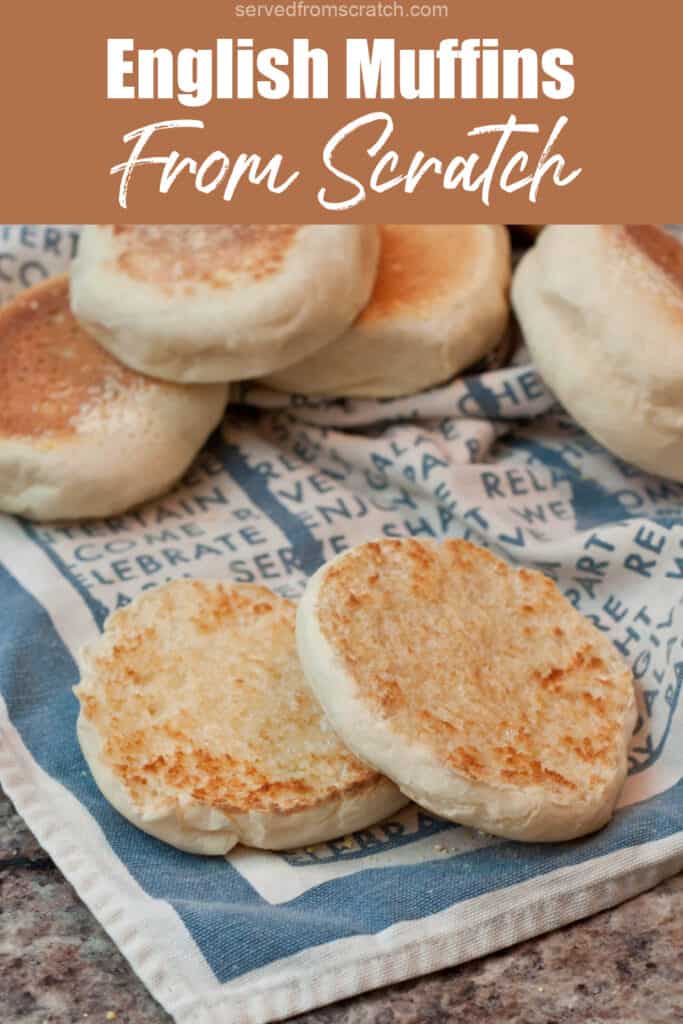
[[0, 223, 512, 521]]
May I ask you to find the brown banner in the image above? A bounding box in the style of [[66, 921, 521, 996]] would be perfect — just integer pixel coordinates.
[[1, 1, 682, 222]]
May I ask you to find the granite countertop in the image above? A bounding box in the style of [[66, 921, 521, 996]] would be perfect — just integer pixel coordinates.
[[1, 787, 681, 1024]]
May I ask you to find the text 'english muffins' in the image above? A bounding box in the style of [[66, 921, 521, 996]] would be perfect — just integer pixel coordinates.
[[74, 580, 406, 854], [70, 224, 380, 384], [0, 276, 227, 521], [297, 538, 637, 842]]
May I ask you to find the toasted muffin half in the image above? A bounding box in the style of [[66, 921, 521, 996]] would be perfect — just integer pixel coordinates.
[[297, 538, 637, 843], [75, 579, 406, 854]]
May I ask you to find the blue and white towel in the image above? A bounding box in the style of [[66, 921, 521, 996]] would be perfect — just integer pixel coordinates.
[[0, 226, 681, 1024]]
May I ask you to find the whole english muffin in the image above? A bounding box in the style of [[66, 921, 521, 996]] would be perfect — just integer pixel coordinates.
[[512, 224, 683, 481], [0, 275, 227, 521], [70, 224, 380, 383], [264, 224, 510, 397], [74, 580, 406, 854], [297, 538, 637, 842]]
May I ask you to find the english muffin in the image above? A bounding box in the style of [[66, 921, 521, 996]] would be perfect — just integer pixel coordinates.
[[75, 580, 406, 854], [0, 276, 227, 521], [70, 224, 380, 383], [297, 538, 637, 842], [512, 224, 683, 481], [264, 224, 510, 397]]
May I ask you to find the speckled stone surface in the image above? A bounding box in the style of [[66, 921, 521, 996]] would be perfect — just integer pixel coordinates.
[[1, 787, 681, 1024]]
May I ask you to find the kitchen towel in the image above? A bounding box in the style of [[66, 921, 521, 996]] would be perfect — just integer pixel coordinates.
[[0, 225, 681, 1024]]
